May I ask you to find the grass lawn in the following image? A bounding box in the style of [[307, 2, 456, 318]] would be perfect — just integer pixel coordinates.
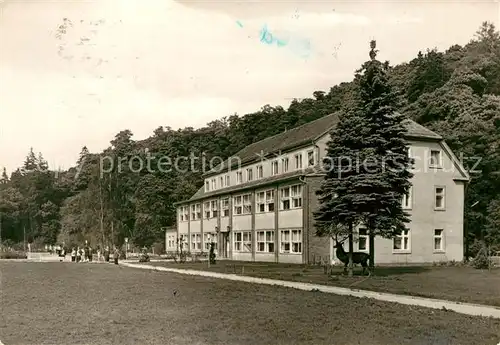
[[1, 262, 499, 345], [143, 260, 500, 307]]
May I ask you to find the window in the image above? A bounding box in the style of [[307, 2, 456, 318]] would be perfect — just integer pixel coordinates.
[[204, 201, 211, 219], [191, 233, 201, 251], [282, 157, 289, 173], [219, 176, 224, 188], [294, 153, 303, 169], [204, 233, 217, 251], [402, 186, 412, 209], [191, 204, 201, 220], [234, 231, 252, 252], [358, 228, 368, 251], [435, 186, 445, 210], [247, 168, 253, 181], [166, 235, 177, 249], [434, 229, 444, 251], [234, 194, 251, 215], [430, 150, 442, 167], [243, 194, 252, 214], [307, 150, 315, 167], [257, 165, 263, 179], [256, 189, 275, 213], [205, 180, 209, 192], [257, 231, 274, 253], [393, 229, 410, 251], [236, 171, 243, 184], [211, 200, 218, 218], [271, 161, 279, 175], [280, 229, 302, 253], [211, 178, 216, 190], [280, 184, 302, 210], [179, 235, 188, 251], [179, 206, 189, 222], [222, 198, 229, 217], [225, 175, 230, 187], [234, 196, 242, 215]]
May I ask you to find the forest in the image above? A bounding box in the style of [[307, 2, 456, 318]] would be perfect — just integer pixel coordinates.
[[0, 22, 499, 255]]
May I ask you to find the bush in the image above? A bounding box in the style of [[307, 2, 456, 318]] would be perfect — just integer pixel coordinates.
[[0, 251, 28, 259], [472, 246, 492, 269], [139, 252, 150, 262]]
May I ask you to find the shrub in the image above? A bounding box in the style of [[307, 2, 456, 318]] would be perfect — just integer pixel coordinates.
[[0, 251, 28, 259], [472, 246, 492, 269], [139, 252, 150, 262]]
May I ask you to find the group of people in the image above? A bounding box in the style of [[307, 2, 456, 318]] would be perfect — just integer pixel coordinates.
[[46, 244, 120, 264]]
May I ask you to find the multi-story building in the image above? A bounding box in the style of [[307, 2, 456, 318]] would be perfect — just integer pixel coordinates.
[[168, 113, 469, 264]]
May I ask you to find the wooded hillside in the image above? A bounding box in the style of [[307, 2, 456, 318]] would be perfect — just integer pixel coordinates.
[[1, 22, 499, 254]]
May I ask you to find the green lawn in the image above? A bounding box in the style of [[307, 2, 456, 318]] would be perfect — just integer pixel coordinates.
[[1, 261, 499, 345], [143, 260, 500, 306]]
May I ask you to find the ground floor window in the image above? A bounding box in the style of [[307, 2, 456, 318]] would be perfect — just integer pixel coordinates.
[[393, 229, 410, 251], [191, 233, 201, 251], [434, 229, 444, 251], [358, 228, 368, 251], [234, 231, 252, 252], [204, 232, 218, 251], [257, 230, 274, 253], [166, 234, 177, 250], [280, 229, 302, 253]]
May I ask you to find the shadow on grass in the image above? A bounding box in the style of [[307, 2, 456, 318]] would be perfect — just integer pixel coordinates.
[[331, 266, 431, 277]]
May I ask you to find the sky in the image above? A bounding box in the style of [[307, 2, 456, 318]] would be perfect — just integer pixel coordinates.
[[0, 0, 498, 174]]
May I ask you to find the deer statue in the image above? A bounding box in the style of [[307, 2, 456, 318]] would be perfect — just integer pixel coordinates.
[[334, 240, 370, 275]]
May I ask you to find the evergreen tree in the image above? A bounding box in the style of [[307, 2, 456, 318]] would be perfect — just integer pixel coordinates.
[[23, 148, 38, 173], [315, 40, 413, 275], [0, 168, 8, 185], [353, 40, 413, 270], [314, 108, 368, 277]]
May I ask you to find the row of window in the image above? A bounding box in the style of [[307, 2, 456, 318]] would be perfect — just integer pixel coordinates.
[[204, 151, 316, 193], [169, 230, 303, 254], [355, 228, 445, 252], [170, 228, 446, 254], [179, 184, 303, 221], [180, 183, 445, 222], [402, 186, 447, 210], [204, 148, 443, 194]]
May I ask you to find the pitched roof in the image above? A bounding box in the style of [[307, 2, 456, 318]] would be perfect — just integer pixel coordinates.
[[202, 113, 341, 178], [177, 166, 320, 204], [203, 112, 442, 178]]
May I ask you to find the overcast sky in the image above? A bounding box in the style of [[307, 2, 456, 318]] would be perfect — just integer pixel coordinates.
[[0, 0, 498, 174]]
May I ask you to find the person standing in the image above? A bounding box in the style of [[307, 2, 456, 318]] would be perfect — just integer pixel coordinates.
[[88, 246, 93, 262], [104, 246, 110, 262], [76, 247, 81, 262], [71, 248, 76, 262], [113, 247, 119, 265]]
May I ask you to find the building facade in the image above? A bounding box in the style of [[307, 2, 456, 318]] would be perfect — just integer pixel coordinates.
[[168, 113, 469, 264]]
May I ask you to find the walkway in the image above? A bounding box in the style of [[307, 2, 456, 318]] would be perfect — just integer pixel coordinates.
[[122, 262, 500, 319]]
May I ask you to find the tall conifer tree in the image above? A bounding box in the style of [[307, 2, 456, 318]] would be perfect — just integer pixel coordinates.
[[315, 41, 413, 274]]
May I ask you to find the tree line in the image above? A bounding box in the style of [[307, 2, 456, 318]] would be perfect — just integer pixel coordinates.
[[0, 22, 498, 256]]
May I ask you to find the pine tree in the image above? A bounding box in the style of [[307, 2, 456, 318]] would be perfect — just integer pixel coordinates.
[[314, 107, 367, 277], [352, 40, 414, 270], [0, 168, 8, 185], [314, 40, 413, 275], [37, 152, 48, 171], [23, 148, 38, 173]]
